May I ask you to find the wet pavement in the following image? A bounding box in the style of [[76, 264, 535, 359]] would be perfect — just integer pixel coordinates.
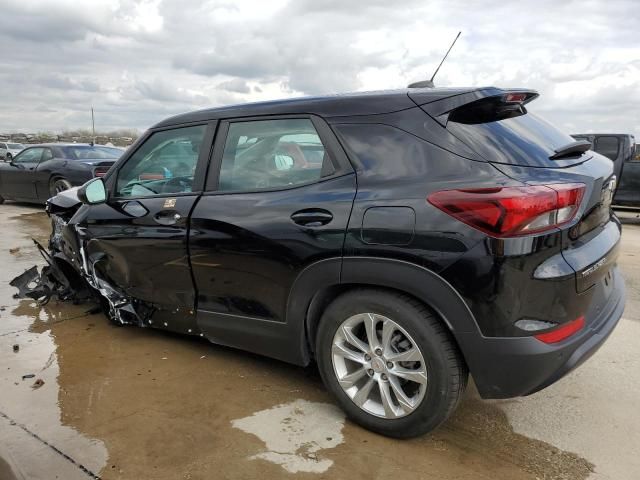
[[0, 203, 638, 480]]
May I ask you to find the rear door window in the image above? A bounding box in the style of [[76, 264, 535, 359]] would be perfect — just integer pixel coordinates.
[[594, 136, 620, 161], [216, 118, 334, 192]]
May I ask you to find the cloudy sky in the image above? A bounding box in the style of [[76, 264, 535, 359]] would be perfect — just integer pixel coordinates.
[[0, 0, 638, 137]]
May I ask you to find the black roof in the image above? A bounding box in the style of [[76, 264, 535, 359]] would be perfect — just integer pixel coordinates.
[[153, 87, 488, 128]]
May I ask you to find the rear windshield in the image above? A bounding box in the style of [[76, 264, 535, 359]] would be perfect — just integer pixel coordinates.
[[8, 143, 23, 149], [447, 100, 584, 167], [62, 146, 122, 160]]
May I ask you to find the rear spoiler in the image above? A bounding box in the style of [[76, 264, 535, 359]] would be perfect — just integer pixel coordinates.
[[409, 88, 539, 126]]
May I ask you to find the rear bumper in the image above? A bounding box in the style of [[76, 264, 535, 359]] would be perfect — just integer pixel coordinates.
[[457, 267, 625, 399]]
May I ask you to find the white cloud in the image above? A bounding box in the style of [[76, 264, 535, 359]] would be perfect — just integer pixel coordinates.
[[0, 0, 638, 139]]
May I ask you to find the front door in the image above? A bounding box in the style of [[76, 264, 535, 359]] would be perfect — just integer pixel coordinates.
[[77, 122, 215, 333], [3, 147, 44, 200], [189, 116, 356, 361]]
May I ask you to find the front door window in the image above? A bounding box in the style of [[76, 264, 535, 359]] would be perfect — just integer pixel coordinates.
[[116, 125, 206, 198]]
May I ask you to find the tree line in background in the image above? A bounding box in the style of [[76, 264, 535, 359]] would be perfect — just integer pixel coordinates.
[[0, 129, 140, 147]]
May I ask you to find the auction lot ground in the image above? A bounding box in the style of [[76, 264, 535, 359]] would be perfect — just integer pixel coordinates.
[[0, 204, 638, 480]]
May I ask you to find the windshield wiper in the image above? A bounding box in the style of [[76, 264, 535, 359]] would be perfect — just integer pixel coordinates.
[[550, 140, 591, 160]]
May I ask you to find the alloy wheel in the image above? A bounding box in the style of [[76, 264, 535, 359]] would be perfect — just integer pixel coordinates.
[[52, 179, 71, 194], [331, 313, 427, 419]]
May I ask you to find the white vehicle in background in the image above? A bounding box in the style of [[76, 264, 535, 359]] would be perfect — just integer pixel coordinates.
[[0, 142, 25, 160]]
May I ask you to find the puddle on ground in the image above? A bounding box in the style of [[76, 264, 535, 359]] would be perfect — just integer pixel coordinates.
[[232, 399, 345, 473], [0, 204, 596, 479]]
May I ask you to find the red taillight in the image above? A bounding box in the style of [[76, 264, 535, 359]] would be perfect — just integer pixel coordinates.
[[428, 183, 585, 238], [504, 92, 528, 103], [534, 316, 585, 344], [93, 166, 110, 178]]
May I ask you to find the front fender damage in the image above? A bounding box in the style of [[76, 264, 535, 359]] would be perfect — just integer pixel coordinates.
[[10, 192, 153, 327]]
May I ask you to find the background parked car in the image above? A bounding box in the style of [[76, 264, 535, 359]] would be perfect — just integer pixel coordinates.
[[571, 133, 638, 207], [0, 143, 122, 204], [0, 142, 25, 160]]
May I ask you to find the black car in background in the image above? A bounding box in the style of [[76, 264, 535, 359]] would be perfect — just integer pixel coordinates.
[[0, 143, 122, 205], [571, 133, 638, 207], [32, 87, 624, 438]]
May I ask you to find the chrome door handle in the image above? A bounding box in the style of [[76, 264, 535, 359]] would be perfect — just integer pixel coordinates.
[[291, 209, 333, 227], [154, 211, 182, 225]]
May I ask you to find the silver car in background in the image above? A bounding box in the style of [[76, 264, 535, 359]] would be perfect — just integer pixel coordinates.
[[0, 142, 25, 160]]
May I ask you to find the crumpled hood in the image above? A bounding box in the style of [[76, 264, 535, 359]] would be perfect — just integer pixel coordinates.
[[47, 186, 82, 212]]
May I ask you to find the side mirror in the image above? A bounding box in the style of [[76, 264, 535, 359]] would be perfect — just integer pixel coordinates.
[[78, 178, 107, 205]]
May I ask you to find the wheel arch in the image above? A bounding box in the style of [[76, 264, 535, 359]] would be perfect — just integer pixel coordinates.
[[287, 256, 481, 364]]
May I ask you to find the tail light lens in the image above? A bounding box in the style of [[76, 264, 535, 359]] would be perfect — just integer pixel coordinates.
[[428, 183, 585, 238], [93, 166, 111, 178], [534, 316, 585, 344]]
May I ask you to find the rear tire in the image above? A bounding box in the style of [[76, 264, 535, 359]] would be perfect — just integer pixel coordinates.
[[315, 289, 467, 438], [0, 194, 4, 205], [49, 177, 72, 197], [5, 153, 11, 161]]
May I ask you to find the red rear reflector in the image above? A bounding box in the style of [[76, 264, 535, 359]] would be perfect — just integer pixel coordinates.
[[534, 316, 585, 344], [504, 92, 528, 103], [428, 183, 585, 238], [93, 167, 110, 178]]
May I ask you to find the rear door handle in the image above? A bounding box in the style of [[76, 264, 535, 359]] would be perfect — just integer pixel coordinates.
[[291, 209, 333, 227], [154, 210, 182, 225]]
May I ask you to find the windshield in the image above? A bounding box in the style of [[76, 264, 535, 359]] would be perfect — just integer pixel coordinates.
[[62, 146, 122, 160], [8, 143, 23, 149]]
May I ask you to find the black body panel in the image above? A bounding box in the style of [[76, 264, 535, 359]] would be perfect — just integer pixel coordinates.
[[153, 88, 479, 128], [190, 174, 356, 321]]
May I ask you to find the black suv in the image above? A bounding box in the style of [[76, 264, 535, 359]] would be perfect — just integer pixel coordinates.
[[34, 87, 625, 438]]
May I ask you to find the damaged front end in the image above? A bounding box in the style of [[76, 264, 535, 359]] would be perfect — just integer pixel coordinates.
[[11, 188, 152, 327]]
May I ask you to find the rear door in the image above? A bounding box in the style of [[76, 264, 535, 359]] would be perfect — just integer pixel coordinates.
[[189, 115, 356, 361], [79, 123, 215, 332], [2, 147, 45, 200]]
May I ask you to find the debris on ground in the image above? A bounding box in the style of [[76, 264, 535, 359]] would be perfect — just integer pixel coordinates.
[[12, 344, 19, 353], [9, 247, 20, 254], [10, 240, 91, 305], [21, 374, 35, 380], [31, 378, 45, 389]]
